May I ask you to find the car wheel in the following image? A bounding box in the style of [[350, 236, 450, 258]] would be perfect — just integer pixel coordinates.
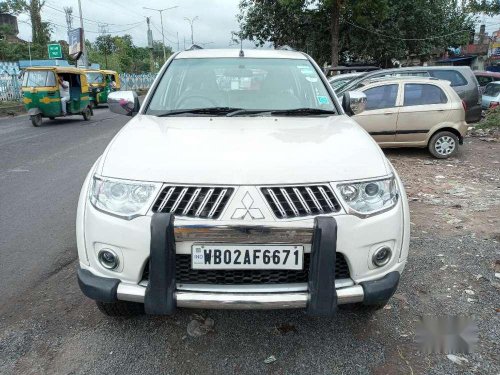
[[96, 301, 144, 317], [82, 107, 92, 121], [30, 114, 42, 127], [428, 131, 459, 159]]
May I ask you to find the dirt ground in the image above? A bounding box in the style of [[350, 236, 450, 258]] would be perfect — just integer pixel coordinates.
[[387, 134, 500, 241]]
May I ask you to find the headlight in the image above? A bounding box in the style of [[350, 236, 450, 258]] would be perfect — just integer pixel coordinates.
[[337, 177, 398, 217], [90, 176, 161, 219]]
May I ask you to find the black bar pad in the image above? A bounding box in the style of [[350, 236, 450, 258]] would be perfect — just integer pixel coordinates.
[[361, 271, 400, 306], [77, 267, 119, 303], [144, 213, 177, 315], [307, 216, 338, 317]]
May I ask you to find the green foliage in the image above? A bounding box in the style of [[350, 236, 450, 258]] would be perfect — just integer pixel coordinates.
[[466, 0, 500, 15], [478, 106, 500, 129], [86, 34, 172, 73], [237, 0, 475, 66]]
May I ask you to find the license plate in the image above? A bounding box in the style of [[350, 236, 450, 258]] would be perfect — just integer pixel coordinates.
[[191, 244, 304, 270]]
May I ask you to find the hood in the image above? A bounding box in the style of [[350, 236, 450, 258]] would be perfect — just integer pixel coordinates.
[[99, 115, 390, 185]]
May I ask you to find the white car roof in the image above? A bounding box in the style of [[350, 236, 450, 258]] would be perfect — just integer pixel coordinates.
[[175, 48, 308, 60]]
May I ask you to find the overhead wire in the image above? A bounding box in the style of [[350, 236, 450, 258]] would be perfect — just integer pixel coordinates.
[[345, 21, 472, 41]]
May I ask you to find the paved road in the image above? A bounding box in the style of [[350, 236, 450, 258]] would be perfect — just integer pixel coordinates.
[[0, 112, 498, 374], [0, 109, 124, 303]]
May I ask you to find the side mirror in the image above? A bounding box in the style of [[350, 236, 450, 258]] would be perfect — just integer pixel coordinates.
[[342, 91, 367, 116], [108, 91, 140, 116]]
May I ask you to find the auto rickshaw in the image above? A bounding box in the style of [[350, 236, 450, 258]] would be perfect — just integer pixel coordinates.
[[102, 69, 120, 91], [22, 67, 93, 127], [85, 69, 106, 108]]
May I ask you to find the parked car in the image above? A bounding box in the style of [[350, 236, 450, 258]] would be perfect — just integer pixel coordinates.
[[337, 66, 481, 123], [352, 77, 467, 158], [328, 72, 362, 92], [481, 81, 500, 109], [474, 70, 500, 94], [76, 48, 410, 317]]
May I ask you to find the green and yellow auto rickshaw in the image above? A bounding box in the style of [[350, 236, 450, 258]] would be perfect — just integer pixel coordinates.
[[22, 67, 93, 127], [85, 69, 107, 108], [102, 69, 120, 91]]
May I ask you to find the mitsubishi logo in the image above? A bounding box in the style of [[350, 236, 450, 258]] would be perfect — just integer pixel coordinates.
[[231, 192, 264, 220]]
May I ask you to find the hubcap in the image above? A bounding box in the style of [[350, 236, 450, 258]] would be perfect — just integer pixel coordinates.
[[435, 136, 456, 156]]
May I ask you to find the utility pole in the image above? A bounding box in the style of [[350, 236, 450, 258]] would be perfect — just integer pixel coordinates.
[[177, 32, 179, 51], [146, 17, 154, 73], [77, 0, 87, 67], [98, 23, 109, 68], [64, 6, 73, 41], [143, 6, 178, 62], [184, 16, 199, 45]]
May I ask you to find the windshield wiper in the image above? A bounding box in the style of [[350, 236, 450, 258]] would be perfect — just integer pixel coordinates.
[[156, 107, 243, 117], [227, 108, 336, 117]]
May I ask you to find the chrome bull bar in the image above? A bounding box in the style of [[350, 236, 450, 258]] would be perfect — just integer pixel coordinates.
[[173, 224, 314, 244]]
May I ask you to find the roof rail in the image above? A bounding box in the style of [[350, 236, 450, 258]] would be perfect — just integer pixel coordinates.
[[186, 44, 203, 51], [277, 45, 294, 51]]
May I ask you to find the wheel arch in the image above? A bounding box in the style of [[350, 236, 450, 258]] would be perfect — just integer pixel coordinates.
[[427, 126, 464, 145]]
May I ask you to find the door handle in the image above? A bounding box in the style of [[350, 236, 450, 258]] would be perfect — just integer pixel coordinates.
[[383, 112, 394, 115]]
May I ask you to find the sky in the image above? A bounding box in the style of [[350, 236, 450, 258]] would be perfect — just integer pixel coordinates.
[[16, 0, 249, 50], [14, 1, 500, 50]]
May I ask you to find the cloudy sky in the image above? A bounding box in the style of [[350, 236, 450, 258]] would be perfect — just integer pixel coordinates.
[[16, 0, 249, 50]]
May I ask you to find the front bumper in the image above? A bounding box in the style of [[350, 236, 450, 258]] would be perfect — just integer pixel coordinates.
[[78, 267, 400, 310], [78, 214, 402, 315]]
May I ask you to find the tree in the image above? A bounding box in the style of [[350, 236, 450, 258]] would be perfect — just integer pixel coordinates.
[[237, 0, 474, 67], [95, 34, 116, 69], [466, 0, 500, 15]]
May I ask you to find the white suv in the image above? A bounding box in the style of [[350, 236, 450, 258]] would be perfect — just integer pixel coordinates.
[[76, 49, 410, 317]]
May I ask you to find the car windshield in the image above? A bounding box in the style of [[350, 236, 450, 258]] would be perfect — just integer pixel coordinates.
[[146, 57, 336, 116], [484, 83, 500, 96], [86, 72, 103, 84], [22, 70, 56, 87]]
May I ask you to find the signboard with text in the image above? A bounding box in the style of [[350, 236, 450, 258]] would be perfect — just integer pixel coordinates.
[[47, 43, 62, 59]]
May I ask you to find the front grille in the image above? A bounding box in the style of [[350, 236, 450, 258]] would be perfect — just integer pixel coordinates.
[[142, 253, 350, 284], [152, 186, 234, 219], [261, 185, 341, 219]]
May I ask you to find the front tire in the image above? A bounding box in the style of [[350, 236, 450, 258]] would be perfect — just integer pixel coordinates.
[[428, 131, 459, 159], [30, 114, 42, 127], [96, 301, 144, 317], [82, 107, 92, 121]]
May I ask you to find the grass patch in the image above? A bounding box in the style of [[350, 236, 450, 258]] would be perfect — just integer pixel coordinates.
[[477, 107, 500, 129]]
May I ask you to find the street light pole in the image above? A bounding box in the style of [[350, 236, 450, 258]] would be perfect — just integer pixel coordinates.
[[77, 0, 87, 67], [143, 6, 178, 62], [184, 16, 199, 45]]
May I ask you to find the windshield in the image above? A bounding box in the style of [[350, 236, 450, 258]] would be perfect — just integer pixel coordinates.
[[484, 83, 500, 97], [86, 72, 104, 84], [22, 70, 56, 87], [146, 58, 336, 115]]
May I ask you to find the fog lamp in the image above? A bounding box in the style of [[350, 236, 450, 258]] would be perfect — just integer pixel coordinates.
[[98, 249, 119, 270], [372, 246, 392, 267]]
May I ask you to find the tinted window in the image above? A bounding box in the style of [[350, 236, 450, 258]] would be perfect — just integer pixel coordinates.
[[404, 84, 448, 106], [363, 84, 398, 110], [484, 83, 500, 96], [147, 58, 336, 114], [476, 75, 493, 87], [428, 70, 467, 87]]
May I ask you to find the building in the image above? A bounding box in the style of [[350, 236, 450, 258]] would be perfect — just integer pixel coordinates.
[[0, 13, 25, 44]]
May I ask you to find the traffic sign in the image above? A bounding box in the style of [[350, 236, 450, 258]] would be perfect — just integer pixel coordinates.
[[48, 43, 62, 59]]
